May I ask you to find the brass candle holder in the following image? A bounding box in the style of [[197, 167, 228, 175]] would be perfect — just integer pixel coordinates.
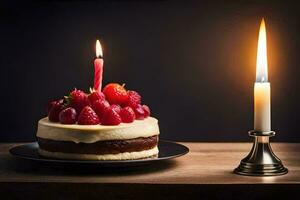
[[234, 130, 288, 176]]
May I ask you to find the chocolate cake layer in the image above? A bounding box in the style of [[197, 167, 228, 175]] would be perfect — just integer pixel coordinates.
[[38, 136, 158, 154]]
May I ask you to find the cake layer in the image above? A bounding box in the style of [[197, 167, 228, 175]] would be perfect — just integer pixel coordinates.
[[38, 146, 159, 160], [38, 136, 158, 154], [37, 117, 159, 143]]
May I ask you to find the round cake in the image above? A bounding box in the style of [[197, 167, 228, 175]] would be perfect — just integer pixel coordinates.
[[37, 117, 159, 160], [37, 83, 159, 160]]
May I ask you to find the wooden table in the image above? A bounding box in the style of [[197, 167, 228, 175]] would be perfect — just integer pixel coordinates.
[[0, 143, 299, 199]]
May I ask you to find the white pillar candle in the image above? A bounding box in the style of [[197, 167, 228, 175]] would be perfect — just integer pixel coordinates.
[[254, 19, 271, 132], [254, 82, 271, 131]]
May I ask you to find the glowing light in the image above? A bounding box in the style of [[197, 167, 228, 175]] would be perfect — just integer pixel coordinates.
[[96, 40, 103, 58], [256, 18, 268, 82]]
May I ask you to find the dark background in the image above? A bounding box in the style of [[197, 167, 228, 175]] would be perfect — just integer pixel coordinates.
[[1, 0, 300, 142]]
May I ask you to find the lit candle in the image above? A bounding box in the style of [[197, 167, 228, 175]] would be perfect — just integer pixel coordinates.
[[94, 40, 104, 92], [254, 18, 271, 132]]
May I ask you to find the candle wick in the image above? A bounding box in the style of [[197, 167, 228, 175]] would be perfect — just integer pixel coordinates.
[[257, 76, 267, 83]]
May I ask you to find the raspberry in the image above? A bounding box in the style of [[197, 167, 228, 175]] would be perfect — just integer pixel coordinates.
[[110, 104, 121, 114], [133, 104, 145, 120], [142, 105, 151, 118], [103, 83, 128, 105], [92, 100, 110, 119], [125, 90, 141, 107], [120, 106, 135, 123], [48, 101, 65, 122], [101, 107, 122, 125], [47, 100, 61, 115], [78, 106, 100, 125], [59, 107, 77, 124], [88, 91, 105, 103], [67, 89, 90, 114]]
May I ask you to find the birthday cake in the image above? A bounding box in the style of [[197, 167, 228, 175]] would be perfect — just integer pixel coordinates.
[[37, 83, 160, 160]]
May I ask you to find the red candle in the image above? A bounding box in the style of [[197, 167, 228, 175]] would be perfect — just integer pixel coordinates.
[[94, 40, 104, 92]]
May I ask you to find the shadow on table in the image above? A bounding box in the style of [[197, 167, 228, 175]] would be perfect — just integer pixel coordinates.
[[2, 154, 179, 176]]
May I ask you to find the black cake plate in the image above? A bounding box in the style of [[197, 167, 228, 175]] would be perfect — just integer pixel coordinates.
[[9, 140, 189, 169]]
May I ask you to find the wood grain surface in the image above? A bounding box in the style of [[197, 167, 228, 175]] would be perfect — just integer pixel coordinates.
[[0, 142, 299, 199]]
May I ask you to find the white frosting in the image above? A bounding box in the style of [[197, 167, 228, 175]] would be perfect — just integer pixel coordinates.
[[37, 117, 159, 143], [38, 146, 159, 160]]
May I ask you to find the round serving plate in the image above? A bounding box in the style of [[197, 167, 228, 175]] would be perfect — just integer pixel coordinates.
[[9, 140, 189, 169]]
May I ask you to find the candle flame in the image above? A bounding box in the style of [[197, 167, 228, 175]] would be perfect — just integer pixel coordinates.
[[256, 18, 268, 82], [96, 40, 103, 58]]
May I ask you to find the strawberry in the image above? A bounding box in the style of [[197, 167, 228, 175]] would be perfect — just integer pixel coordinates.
[[133, 104, 145, 120], [48, 101, 65, 122], [120, 106, 135, 123], [88, 91, 105, 104], [66, 89, 90, 114], [110, 104, 121, 114], [125, 90, 141, 107], [59, 107, 77, 124], [101, 107, 122, 125], [103, 83, 128, 105], [92, 99, 110, 119], [78, 106, 100, 125], [142, 105, 151, 118]]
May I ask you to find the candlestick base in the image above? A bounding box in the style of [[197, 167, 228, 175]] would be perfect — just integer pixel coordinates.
[[234, 130, 288, 176]]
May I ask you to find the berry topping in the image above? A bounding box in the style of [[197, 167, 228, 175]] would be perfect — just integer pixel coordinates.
[[92, 99, 110, 119], [88, 90, 105, 103], [120, 106, 136, 123], [48, 101, 65, 122], [125, 90, 141, 107], [110, 104, 121, 114], [133, 104, 145, 120], [59, 107, 77, 124], [46, 84, 151, 125], [66, 89, 90, 114], [103, 83, 128, 105], [47, 99, 63, 115], [142, 105, 151, 118], [78, 106, 100, 125], [101, 107, 122, 125]]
